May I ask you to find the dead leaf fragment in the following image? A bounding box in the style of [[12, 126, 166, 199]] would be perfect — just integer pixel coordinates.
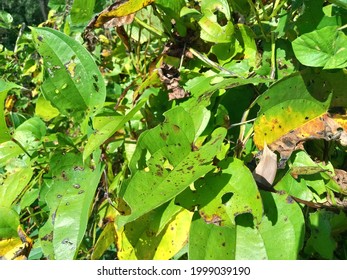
[[333, 169, 347, 193], [158, 63, 189, 101], [268, 113, 347, 161], [89, 0, 152, 28], [253, 143, 277, 188]]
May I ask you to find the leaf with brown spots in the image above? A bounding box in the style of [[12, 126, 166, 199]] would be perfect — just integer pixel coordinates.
[[267, 113, 347, 162], [254, 72, 332, 153], [253, 71, 347, 167], [117, 107, 226, 227], [86, 0, 153, 29]]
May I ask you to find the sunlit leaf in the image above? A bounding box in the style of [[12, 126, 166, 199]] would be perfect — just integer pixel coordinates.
[[31, 27, 106, 118], [40, 151, 104, 259], [253, 72, 332, 150], [70, 0, 96, 24], [0, 163, 33, 208], [83, 98, 147, 161], [292, 26, 347, 69], [118, 107, 227, 226], [235, 191, 305, 260], [177, 158, 263, 226], [117, 206, 192, 260], [189, 212, 236, 260], [93, 0, 155, 28]]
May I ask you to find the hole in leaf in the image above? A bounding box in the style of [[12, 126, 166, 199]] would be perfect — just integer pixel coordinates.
[[221, 192, 233, 204], [235, 213, 254, 228]]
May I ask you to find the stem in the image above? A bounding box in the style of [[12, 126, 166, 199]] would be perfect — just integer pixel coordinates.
[[134, 16, 163, 37], [11, 138, 32, 159], [269, 0, 287, 18], [270, 31, 276, 79], [247, 0, 267, 39], [188, 48, 240, 77]]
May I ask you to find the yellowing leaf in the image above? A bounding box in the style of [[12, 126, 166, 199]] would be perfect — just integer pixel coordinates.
[[0, 226, 32, 260], [93, 0, 155, 28], [91, 223, 116, 260], [254, 72, 332, 152], [116, 207, 192, 260]]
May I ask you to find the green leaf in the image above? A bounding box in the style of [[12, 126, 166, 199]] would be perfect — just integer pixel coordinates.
[[198, 0, 233, 43], [328, 0, 347, 9], [201, 0, 231, 20], [118, 107, 227, 226], [235, 191, 305, 259], [70, 0, 96, 24], [0, 11, 13, 29], [35, 95, 60, 121], [199, 15, 234, 43], [292, 26, 347, 69], [40, 151, 103, 259], [0, 207, 19, 239], [176, 158, 263, 226], [31, 27, 106, 118], [0, 162, 33, 208], [236, 23, 258, 68], [0, 79, 21, 143], [0, 141, 23, 168], [305, 210, 336, 259], [155, 0, 187, 36], [83, 99, 147, 161], [189, 212, 236, 260], [13, 117, 46, 152]]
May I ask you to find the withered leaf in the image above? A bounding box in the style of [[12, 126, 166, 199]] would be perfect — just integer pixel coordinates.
[[87, 0, 152, 29], [333, 169, 347, 194], [253, 143, 277, 188], [268, 113, 347, 162], [290, 166, 331, 179], [158, 63, 189, 101]]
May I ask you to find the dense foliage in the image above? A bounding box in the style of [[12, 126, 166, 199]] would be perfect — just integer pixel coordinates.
[[1, 0, 347, 260]]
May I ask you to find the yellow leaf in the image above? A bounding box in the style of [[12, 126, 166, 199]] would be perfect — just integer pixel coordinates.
[[0, 226, 32, 260], [94, 0, 155, 28], [116, 209, 192, 260]]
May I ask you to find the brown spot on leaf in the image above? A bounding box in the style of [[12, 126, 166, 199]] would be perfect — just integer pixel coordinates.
[[172, 124, 180, 133], [160, 132, 167, 141], [73, 166, 84, 171], [286, 196, 294, 204], [61, 171, 68, 181]]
